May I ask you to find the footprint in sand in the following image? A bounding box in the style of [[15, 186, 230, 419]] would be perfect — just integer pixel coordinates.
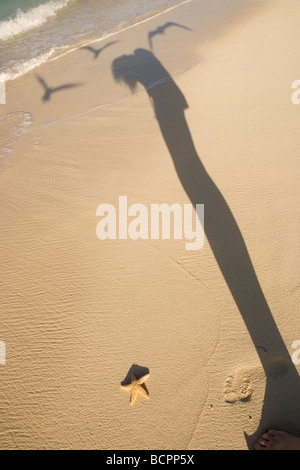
[[224, 369, 253, 403]]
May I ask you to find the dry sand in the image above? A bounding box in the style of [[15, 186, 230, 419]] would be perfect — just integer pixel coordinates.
[[0, 0, 299, 450]]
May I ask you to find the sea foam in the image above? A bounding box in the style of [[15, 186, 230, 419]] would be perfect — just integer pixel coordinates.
[[0, 112, 32, 158], [0, 0, 72, 41], [0, 49, 56, 83]]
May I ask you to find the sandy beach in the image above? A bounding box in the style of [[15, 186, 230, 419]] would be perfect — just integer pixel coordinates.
[[0, 0, 299, 450]]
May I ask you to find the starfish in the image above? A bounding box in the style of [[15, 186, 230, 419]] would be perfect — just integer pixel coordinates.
[[122, 373, 150, 406]]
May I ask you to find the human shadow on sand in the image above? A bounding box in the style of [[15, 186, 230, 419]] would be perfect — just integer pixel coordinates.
[[111, 48, 300, 449]]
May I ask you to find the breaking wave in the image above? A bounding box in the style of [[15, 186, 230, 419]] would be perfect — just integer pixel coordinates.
[[0, 0, 72, 41]]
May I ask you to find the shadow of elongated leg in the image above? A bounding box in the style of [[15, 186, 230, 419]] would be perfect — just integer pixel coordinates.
[[153, 101, 300, 447]]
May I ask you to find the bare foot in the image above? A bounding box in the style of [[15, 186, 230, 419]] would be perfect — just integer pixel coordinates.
[[255, 430, 300, 450]]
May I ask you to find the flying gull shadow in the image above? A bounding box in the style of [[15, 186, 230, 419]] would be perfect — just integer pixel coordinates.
[[36, 75, 81, 102], [148, 22, 192, 49], [81, 41, 119, 60]]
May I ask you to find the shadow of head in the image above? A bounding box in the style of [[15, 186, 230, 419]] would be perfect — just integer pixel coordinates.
[[111, 48, 188, 118], [112, 48, 171, 93]]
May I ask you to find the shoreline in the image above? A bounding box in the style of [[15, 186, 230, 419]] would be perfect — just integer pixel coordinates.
[[1, 0, 263, 141], [0, 0, 192, 84]]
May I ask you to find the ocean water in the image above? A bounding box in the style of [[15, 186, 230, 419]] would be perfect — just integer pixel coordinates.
[[0, 0, 51, 23], [0, 0, 189, 83]]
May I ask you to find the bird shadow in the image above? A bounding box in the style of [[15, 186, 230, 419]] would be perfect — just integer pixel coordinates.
[[148, 22, 192, 49], [80, 40, 119, 60], [36, 74, 82, 102]]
